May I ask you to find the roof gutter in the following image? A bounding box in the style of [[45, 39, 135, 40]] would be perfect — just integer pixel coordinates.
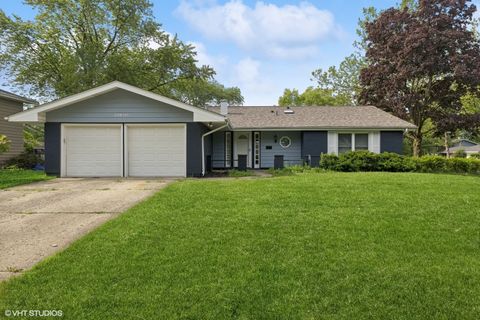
[[201, 123, 228, 176]]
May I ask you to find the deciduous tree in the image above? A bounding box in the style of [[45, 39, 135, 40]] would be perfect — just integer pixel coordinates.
[[0, 0, 242, 106], [278, 87, 350, 107], [359, 0, 480, 156]]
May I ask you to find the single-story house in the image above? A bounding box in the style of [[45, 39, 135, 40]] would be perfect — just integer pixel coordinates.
[[6, 81, 416, 177], [0, 89, 37, 165], [439, 139, 480, 158]]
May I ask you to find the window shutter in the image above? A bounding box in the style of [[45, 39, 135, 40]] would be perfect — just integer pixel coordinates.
[[328, 132, 338, 155], [368, 132, 380, 153]]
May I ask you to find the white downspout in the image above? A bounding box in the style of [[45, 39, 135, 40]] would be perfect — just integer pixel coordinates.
[[202, 123, 228, 176]]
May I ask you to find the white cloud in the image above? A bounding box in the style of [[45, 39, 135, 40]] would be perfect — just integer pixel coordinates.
[[176, 0, 339, 59], [234, 57, 260, 84], [188, 41, 227, 70], [231, 57, 279, 105]]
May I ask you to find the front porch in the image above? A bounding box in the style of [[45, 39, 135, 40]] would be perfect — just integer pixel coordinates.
[[209, 130, 305, 170]]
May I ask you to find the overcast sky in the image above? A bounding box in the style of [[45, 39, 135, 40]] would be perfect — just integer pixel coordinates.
[[1, 0, 479, 105]]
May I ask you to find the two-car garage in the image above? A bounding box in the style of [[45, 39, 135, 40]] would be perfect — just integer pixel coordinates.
[[61, 124, 186, 177], [7, 81, 227, 177]]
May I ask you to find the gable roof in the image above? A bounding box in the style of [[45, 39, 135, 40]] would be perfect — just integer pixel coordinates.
[[452, 139, 478, 147], [0, 89, 37, 104], [440, 144, 480, 153], [209, 106, 416, 130], [6, 81, 225, 123]]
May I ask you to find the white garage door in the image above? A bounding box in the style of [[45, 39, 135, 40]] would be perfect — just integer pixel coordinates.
[[63, 125, 123, 177], [126, 124, 186, 177]]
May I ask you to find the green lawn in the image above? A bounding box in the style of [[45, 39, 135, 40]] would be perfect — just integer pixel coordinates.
[[0, 169, 53, 189], [1, 173, 480, 319]]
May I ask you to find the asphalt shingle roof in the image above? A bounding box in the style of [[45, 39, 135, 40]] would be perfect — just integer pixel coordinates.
[[0, 89, 36, 104], [209, 106, 416, 130], [440, 145, 480, 153]]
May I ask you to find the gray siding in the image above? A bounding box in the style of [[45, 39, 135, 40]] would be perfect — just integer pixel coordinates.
[[44, 122, 61, 175], [260, 131, 302, 168], [186, 123, 211, 177], [212, 131, 225, 168], [301, 131, 328, 167], [380, 131, 404, 154], [46, 89, 193, 123], [0, 98, 24, 164]]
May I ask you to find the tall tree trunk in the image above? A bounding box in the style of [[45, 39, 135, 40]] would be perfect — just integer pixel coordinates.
[[412, 129, 422, 157], [444, 132, 450, 159]]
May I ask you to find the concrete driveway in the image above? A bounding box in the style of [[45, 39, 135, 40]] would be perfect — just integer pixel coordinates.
[[0, 178, 173, 281]]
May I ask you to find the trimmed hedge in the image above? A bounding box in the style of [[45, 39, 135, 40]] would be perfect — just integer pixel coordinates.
[[319, 151, 480, 174]]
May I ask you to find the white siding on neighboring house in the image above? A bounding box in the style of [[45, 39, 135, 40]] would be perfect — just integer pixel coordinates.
[[0, 98, 24, 164]]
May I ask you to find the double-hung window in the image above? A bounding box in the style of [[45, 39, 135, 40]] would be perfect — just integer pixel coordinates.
[[338, 133, 369, 154]]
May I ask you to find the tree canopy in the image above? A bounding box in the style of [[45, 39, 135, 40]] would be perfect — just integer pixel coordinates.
[[0, 0, 243, 107], [278, 87, 351, 107], [359, 0, 480, 156]]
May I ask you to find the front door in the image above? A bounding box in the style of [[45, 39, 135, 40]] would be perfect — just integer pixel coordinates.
[[234, 132, 251, 168]]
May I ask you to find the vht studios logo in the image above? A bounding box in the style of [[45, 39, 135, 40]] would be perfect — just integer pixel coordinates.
[[4, 309, 63, 317]]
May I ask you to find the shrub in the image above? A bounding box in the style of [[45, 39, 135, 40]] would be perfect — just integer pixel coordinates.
[[336, 151, 379, 172], [318, 152, 480, 175], [466, 158, 480, 174], [319, 154, 339, 170], [452, 149, 467, 158], [0, 134, 10, 154], [377, 152, 416, 172], [445, 157, 470, 173], [4, 151, 43, 169], [415, 155, 447, 173], [470, 153, 480, 159], [320, 152, 415, 172]]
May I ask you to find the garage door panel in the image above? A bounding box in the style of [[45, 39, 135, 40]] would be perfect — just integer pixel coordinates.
[[64, 125, 122, 177], [63, 124, 186, 177], [127, 125, 186, 177]]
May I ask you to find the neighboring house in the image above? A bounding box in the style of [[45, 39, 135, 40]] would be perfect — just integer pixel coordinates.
[[7, 81, 416, 177], [439, 139, 480, 158], [0, 89, 36, 165]]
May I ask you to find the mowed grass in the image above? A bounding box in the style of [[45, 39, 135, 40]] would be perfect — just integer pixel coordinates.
[[0, 169, 52, 189], [1, 173, 480, 319]]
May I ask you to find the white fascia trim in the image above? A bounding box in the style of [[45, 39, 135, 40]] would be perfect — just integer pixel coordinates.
[[229, 127, 413, 131], [7, 81, 226, 123]]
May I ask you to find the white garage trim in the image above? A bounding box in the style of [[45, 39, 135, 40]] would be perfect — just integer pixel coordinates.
[[124, 124, 187, 177], [61, 124, 124, 177], [7, 81, 226, 123]]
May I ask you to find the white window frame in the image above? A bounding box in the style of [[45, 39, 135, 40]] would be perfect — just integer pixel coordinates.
[[329, 131, 380, 155]]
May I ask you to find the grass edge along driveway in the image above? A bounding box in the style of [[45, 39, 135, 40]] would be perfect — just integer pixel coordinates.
[[1, 172, 479, 319], [0, 169, 53, 189]]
